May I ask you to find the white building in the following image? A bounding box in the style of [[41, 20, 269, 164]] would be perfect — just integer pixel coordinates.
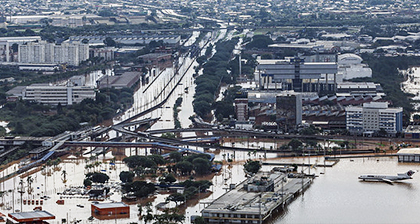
[[23, 83, 95, 105], [19, 41, 89, 66], [256, 57, 338, 93], [345, 102, 403, 135], [0, 36, 42, 62], [337, 53, 372, 82]]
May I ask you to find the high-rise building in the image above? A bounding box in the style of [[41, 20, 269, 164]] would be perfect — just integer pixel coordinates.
[[18, 41, 89, 66], [235, 98, 248, 121], [276, 92, 302, 132], [345, 102, 403, 136]]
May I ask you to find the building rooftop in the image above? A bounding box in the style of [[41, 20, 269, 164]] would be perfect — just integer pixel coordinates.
[[92, 202, 128, 209], [397, 148, 420, 155], [8, 211, 55, 222]]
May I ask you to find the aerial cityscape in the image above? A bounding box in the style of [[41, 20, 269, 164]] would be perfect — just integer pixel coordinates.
[[1, 0, 420, 223]]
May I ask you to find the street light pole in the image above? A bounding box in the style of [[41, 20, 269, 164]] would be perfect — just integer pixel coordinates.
[[259, 193, 262, 224]]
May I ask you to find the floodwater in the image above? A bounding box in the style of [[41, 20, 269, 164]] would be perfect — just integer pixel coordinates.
[[273, 157, 420, 224]]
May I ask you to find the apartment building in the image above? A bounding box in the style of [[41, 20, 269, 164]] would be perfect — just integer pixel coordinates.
[[345, 102, 403, 136], [19, 41, 89, 66]]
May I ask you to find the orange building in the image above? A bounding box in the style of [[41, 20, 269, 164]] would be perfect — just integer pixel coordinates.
[[91, 202, 130, 220]]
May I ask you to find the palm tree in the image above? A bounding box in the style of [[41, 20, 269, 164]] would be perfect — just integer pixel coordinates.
[[61, 170, 67, 183], [143, 202, 153, 223], [137, 204, 142, 219], [0, 191, 5, 206], [26, 176, 34, 194], [18, 179, 24, 211]]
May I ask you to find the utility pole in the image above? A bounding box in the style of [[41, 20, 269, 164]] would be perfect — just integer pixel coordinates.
[[18, 179, 24, 212], [282, 176, 285, 207], [301, 163, 304, 195], [259, 193, 262, 224]]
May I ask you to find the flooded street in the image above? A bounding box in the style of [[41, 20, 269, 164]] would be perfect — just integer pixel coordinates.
[[5, 28, 418, 224]]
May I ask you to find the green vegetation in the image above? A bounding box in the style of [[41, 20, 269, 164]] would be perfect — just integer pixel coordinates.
[[0, 87, 133, 137], [244, 160, 261, 174], [167, 179, 212, 205], [361, 54, 420, 124], [161, 132, 176, 139], [214, 86, 242, 121], [122, 180, 156, 198], [123, 155, 161, 170], [288, 139, 303, 150], [141, 205, 185, 224], [173, 97, 183, 129], [193, 38, 239, 118], [84, 172, 110, 185], [119, 171, 135, 183], [245, 35, 274, 49]]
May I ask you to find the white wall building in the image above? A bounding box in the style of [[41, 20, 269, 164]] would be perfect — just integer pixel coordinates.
[[23, 83, 95, 105], [337, 53, 372, 82], [19, 41, 89, 66], [346, 102, 403, 135]]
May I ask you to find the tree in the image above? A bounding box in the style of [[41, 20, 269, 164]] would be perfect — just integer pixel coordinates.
[[85, 172, 109, 183], [244, 160, 261, 174], [61, 170, 67, 183], [175, 161, 193, 176], [148, 154, 166, 166], [378, 128, 388, 137], [83, 179, 92, 187], [167, 193, 185, 206], [169, 151, 182, 163], [143, 202, 154, 223], [123, 156, 157, 169], [161, 132, 176, 139], [245, 35, 274, 49], [137, 204, 142, 218], [164, 173, 177, 184], [193, 216, 207, 224], [26, 176, 33, 194], [120, 171, 135, 183], [288, 139, 303, 150], [103, 37, 116, 47], [192, 158, 211, 175], [122, 181, 156, 198]]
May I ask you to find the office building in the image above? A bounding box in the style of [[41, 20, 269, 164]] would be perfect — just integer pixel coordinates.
[[276, 92, 302, 132], [345, 102, 403, 135], [256, 57, 338, 93], [235, 98, 248, 121], [23, 83, 95, 105]]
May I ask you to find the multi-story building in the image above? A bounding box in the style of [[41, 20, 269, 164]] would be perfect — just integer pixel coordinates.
[[23, 83, 95, 105], [256, 57, 338, 93], [346, 102, 403, 136], [19, 41, 89, 66], [0, 36, 41, 62], [69, 35, 181, 46], [276, 92, 302, 132], [235, 98, 248, 121]]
